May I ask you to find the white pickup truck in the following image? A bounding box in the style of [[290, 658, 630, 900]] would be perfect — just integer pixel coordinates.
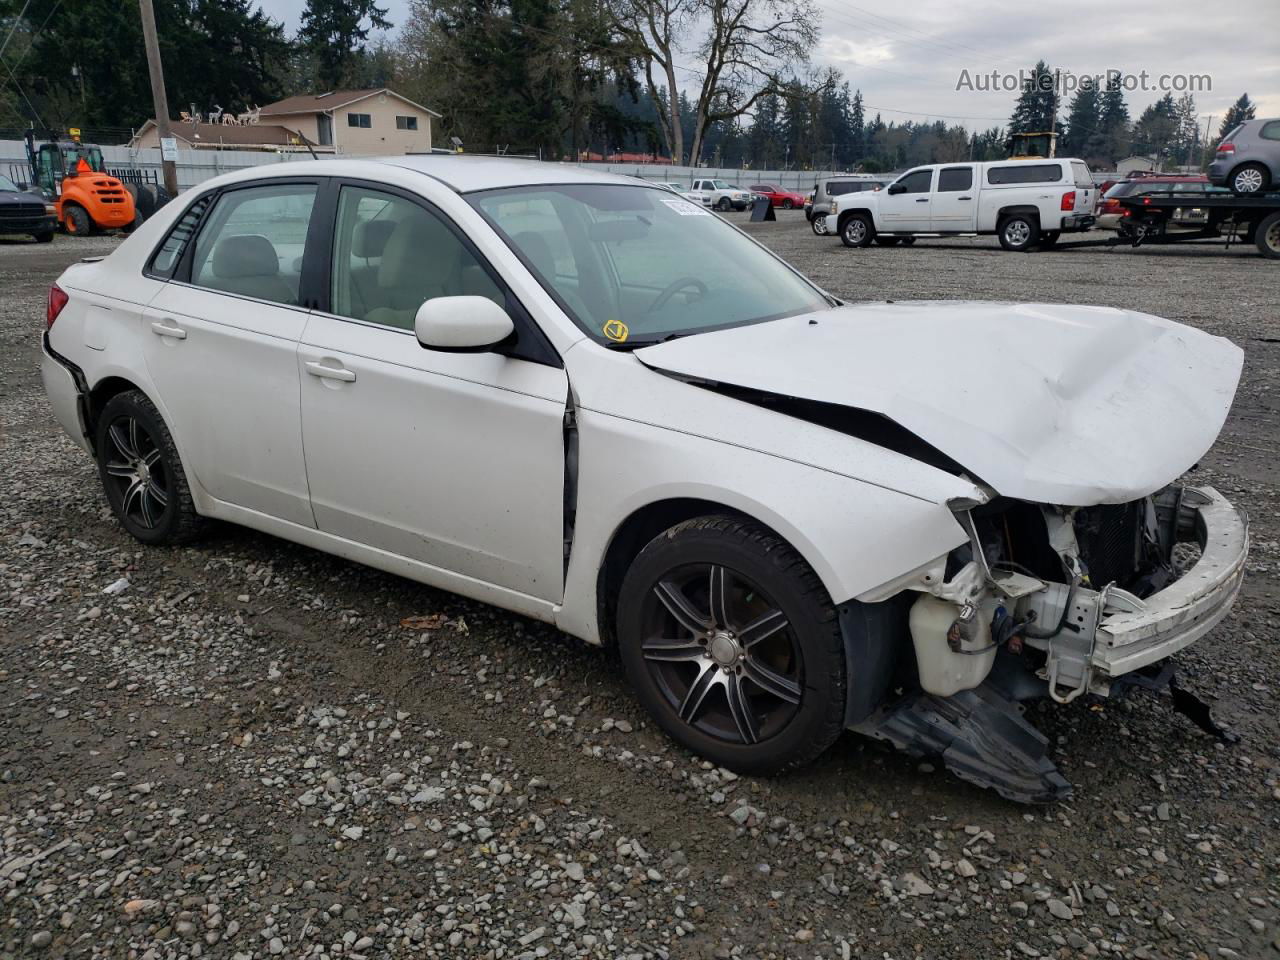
[[688, 178, 752, 212], [826, 158, 1096, 251]]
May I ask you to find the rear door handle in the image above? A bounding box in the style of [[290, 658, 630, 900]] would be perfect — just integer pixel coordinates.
[[915, 198, 929, 202], [150, 320, 187, 340], [305, 360, 357, 383], [958, 196, 972, 200]]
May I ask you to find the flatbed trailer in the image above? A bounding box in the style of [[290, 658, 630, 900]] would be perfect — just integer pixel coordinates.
[[1053, 189, 1280, 258]]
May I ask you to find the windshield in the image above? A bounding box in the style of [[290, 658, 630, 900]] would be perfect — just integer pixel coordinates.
[[712, 180, 731, 190], [470, 184, 831, 346], [0, 175, 20, 192]]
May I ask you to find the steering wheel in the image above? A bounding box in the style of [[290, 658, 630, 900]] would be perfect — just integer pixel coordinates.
[[648, 276, 709, 313]]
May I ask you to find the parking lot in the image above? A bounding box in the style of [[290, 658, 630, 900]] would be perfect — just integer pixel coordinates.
[[2, 219, 1279, 959]]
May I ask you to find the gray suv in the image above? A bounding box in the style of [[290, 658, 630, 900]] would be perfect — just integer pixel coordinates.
[[807, 176, 885, 235], [1209, 117, 1280, 195]]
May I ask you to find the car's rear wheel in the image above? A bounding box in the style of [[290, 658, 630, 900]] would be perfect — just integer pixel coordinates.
[[1231, 163, 1270, 195], [1256, 211, 1280, 260], [811, 214, 828, 236], [95, 390, 204, 545], [617, 516, 846, 776], [998, 214, 1039, 251], [839, 213, 874, 248]]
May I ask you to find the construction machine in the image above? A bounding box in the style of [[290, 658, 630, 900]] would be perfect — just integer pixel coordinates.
[[23, 130, 138, 235]]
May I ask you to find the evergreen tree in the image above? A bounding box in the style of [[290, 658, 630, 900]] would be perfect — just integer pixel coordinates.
[[1131, 93, 1179, 161], [847, 89, 865, 167], [1097, 74, 1131, 163], [1217, 93, 1256, 140], [299, 0, 391, 90], [1008, 60, 1058, 135], [1061, 83, 1099, 156]]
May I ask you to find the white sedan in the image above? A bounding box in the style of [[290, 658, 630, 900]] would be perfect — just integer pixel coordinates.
[[41, 157, 1248, 802]]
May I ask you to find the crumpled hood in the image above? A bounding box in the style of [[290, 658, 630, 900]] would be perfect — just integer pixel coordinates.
[[636, 301, 1243, 505]]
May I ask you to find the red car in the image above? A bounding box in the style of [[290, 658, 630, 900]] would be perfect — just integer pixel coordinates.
[[748, 183, 807, 209], [1096, 175, 1228, 230]]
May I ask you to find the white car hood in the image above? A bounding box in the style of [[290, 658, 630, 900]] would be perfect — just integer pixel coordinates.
[[635, 301, 1243, 506]]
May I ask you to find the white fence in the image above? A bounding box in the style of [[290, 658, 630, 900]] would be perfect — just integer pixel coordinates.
[[1, 139, 848, 194]]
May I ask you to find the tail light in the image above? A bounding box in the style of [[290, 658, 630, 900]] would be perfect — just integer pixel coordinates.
[[1060, 191, 1076, 211], [1216, 142, 1235, 156], [47, 284, 69, 329]]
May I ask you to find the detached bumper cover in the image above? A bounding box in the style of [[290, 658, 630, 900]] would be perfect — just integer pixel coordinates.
[[40, 333, 92, 454], [1093, 486, 1248, 681]]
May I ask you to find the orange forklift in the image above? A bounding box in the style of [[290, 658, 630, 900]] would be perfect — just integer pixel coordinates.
[[23, 129, 138, 235]]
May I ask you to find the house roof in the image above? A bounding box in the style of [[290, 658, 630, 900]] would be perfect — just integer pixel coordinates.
[[260, 88, 442, 119], [132, 119, 322, 149]]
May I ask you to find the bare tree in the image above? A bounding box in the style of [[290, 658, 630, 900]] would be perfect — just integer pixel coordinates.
[[611, 0, 817, 165]]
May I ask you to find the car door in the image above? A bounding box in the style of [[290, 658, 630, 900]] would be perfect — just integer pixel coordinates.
[[930, 165, 977, 230], [298, 181, 569, 601], [141, 179, 322, 528], [879, 168, 934, 231]]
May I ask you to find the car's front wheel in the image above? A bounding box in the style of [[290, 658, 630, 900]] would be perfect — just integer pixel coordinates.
[[811, 214, 828, 236], [617, 516, 846, 776], [716, 197, 732, 212], [95, 390, 204, 545], [782, 198, 794, 209], [839, 213, 874, 247]]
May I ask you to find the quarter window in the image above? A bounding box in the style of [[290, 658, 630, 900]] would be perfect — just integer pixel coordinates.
[[986, 163, 1064, 185], [149, 194, 212, 279], [894, 169, 933, 193], [937, 167, 973, 192], [347, 113, 372, 128], [330, 185, 503, 330], [395, 115, 418, 131], [190, 183, 317, 306]]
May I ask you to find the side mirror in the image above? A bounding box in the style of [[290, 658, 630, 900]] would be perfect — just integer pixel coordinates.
[[415, 296, 514, 352], [887, 183, 906, 195]]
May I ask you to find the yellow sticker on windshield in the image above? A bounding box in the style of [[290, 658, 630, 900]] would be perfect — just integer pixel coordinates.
[[603, 319, 629, 342]]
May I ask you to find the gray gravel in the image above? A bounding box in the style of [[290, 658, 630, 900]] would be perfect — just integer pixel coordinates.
[[2, 223, 1279, 959]]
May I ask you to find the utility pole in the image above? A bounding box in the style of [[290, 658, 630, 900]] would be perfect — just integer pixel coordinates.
[[138, 0, 178, 196]]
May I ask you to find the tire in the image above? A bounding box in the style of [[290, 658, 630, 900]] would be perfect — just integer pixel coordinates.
[[839, 213, 874, 248], [617, 516, 847, 776], [95, 390, 205, 545], [63, 204, 91, 237], [1255, 210, 1280, 260], [716, 197, 731, 212], [874, 237, 901, 247], [782, 198, 794, 209], [1039, 230, 1060, 248], [1230, 163, 1270, 196], [122, 212, 143, 234], [998, 214, 1039, 252], [810, 215, 828, 236], [33, 230, 54, 243], [134, 183, 158, 222]]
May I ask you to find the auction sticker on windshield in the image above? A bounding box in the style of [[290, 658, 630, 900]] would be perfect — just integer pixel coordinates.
[[603, 319, 629, 342], [660, 197, 710, 216]]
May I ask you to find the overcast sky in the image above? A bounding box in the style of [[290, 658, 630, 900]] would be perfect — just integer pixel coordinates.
[[259, 0, 1279, 131]]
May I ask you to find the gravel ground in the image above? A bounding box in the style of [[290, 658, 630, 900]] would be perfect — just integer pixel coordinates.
[[2, 221, 1279, 960]]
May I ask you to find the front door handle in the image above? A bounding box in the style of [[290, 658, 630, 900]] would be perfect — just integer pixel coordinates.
[[150, 320, 187, 340], [958, 196, 972, 200], [305, 360, 357, 383], [915, 198, 929, 203]]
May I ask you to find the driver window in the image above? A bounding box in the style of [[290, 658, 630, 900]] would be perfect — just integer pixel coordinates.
[[895, 169, 933, 193], [330, 185, 502, 330]]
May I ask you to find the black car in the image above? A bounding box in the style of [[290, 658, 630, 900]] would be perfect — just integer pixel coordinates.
[[0, 174, 56, 242]]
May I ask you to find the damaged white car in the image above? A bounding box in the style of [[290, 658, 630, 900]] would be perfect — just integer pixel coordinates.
[[40, 158, 1247, 802]]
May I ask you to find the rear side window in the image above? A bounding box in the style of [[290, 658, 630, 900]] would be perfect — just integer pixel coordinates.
[[937, 167, 973, 192], [148, 195, 212, 279], [190, 183, 318, 307], [1103, 182, 1136, 198], [825, 181, 860, 196], [986, 163, 1064, 185], [1261, 120, 1280, 141]]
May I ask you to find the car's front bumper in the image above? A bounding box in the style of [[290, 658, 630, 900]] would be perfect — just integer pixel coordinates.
[[1091, 486, 1247, 681], [0, 213, 56, 234]]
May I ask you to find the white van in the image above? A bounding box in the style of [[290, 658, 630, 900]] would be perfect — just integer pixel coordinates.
[[827, 158, 1096, 251]]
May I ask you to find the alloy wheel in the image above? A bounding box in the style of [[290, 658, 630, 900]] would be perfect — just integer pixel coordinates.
[[638, 563, 803, 745], [844, 219, 867, 244], [1234, 167, 1264, 193], [103, 415, 170, 529], [1005, 219, 1031, 246]]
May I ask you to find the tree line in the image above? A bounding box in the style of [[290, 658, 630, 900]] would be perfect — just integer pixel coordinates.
[[0, 0, 1260, 172]]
